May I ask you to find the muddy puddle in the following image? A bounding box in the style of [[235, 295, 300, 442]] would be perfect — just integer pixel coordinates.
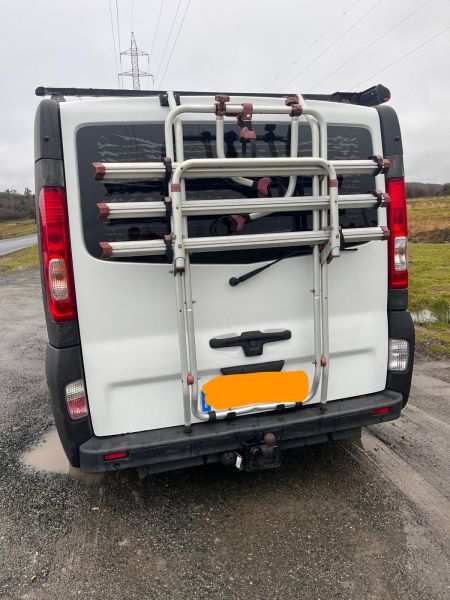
[[21, 428, 104, 483]]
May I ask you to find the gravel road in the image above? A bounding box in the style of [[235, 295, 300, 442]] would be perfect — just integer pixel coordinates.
[[0, 269, 449, 600], [0, 234, 37, 256]]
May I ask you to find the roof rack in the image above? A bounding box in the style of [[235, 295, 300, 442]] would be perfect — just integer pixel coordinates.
[[35, 84, 390, 107]]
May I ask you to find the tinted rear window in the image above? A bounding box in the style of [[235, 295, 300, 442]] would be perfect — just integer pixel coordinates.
[[76, 122, 375, 264]]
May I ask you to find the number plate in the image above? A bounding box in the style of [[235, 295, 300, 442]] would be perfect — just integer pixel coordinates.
[[201, 370, 308, 412]]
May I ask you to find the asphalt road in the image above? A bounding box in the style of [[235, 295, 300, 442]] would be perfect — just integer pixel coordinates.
[[0, 234, 37, 256], [0, 269, 449, 600]]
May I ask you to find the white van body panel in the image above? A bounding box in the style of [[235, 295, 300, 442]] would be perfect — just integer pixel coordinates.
[[60, 96, 388, 437]]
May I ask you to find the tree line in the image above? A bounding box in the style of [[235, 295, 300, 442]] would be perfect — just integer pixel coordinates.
[[0, 189, 35, 221], [406, 182, 450, 198]]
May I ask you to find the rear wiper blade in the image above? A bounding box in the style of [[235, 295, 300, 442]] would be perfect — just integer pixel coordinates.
[[229, 249, 305, 287]]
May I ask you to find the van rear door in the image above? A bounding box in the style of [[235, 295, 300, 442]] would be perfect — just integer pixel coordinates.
[[60, 96, 388, 437]]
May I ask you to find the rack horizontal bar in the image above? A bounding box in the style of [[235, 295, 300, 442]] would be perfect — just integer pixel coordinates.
[[100, 226, 388, 259], [94, 158, 387, 182], [98, 193, 384, 220]]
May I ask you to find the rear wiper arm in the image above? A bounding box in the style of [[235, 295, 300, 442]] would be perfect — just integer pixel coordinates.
[[229, 249, 305, 287], [228, 227, 359, 287]]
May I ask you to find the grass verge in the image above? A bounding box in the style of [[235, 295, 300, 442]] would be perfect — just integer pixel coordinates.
[[415, 324, 450, 359], [409, 243, 450, 312], [408, 196, 450, 243], [0, 219, 36, 240], [0, 244, 39, 271], [409, 243, 450, 358]]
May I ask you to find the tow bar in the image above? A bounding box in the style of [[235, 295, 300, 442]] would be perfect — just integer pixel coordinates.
[[221, 432, 281, 471]]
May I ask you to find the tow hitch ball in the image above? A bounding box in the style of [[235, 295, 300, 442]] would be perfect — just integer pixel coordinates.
[[220, 433, 281, 472]]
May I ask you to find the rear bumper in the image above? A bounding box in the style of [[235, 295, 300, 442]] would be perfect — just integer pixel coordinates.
[[79, 390, 403, 473]]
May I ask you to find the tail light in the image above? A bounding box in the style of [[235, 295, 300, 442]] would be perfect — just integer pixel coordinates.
[[388, 338, 409, 371], [385, 177, 408, 288], [38, 187, 77, 321], [65, 379, 88, 420]]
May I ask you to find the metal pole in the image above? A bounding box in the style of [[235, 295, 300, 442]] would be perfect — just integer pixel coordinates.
[[301, 110, 323, 404], [167, 91, 202, 425], [100, 193, 382, 219], [165, 92, 192, 429], [319, 112, 330, 408], [100, 226, 387, 257], [95, 159, 382, 180]]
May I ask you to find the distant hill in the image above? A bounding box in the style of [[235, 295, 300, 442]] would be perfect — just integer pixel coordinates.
[[0, 189, 35, 221]]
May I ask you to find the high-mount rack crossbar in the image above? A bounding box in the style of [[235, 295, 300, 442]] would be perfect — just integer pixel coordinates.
[[93, 158, 385, 181], [91, 91, 390, 430], [100, 227, 388, 259], [98, 193, 387, 220]]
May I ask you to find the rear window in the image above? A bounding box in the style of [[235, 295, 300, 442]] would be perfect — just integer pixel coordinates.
[[76, 122, 375, 264]]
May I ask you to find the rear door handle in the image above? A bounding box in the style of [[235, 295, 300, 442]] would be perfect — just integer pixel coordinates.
[[209, 330, 291, 357]]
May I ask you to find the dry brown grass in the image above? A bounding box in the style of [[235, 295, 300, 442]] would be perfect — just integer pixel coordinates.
[[408, 195, 450, 243], [0, 219, 36, 240], [0, 244, 38, 271]]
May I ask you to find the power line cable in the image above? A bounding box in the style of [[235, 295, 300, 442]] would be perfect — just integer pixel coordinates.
[[263, 0, 361, 91], [115, 0, 122, 49], [354, 25, 450, 87], [154, 0, 183, 81], [149, 0, 164, 70], [311, 0, 433, 89], [115, 0, 123, 87], [283, 0, 381, 89], [158, 0, 192, 87], [108, 0, 120, 86]]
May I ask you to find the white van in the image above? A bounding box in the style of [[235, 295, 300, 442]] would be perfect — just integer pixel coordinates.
[[34, 85, 414, 474]]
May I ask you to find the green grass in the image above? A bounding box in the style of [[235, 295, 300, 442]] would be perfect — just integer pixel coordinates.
[[0, 244, 39, 271], [409, 243, 450, 357], [0, 219, 36, 240], [409, 244, 450, 311]]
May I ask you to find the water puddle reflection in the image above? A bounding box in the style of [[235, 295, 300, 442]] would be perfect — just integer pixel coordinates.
[[21, 428, 104, 483]]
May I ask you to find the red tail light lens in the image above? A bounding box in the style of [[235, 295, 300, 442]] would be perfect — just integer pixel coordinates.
[[38, 187, 77, 321], [103, 451, 129, 461], [385, 177, 408, 288], [372, 407, 391, 415]]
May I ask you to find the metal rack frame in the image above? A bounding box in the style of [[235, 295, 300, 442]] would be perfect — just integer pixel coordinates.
[[93, 92, 390, 430]]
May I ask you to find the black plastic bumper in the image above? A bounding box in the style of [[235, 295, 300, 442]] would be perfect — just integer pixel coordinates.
[[79, 390, 403, 473]]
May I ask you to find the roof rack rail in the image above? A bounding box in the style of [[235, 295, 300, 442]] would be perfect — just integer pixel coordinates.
[[35, 84, 390, 107], [35, 86, 162, 98], [305, 84, 391, 107]]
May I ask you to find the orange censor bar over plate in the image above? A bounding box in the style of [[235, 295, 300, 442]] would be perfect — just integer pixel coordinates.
[[201, 371, 309, 411]]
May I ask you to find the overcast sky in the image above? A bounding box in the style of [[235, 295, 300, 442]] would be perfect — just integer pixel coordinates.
[[0, 0, 449, 192]]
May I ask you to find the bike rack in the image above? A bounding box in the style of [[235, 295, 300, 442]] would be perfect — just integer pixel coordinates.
[[93, 92, 390, 430]]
